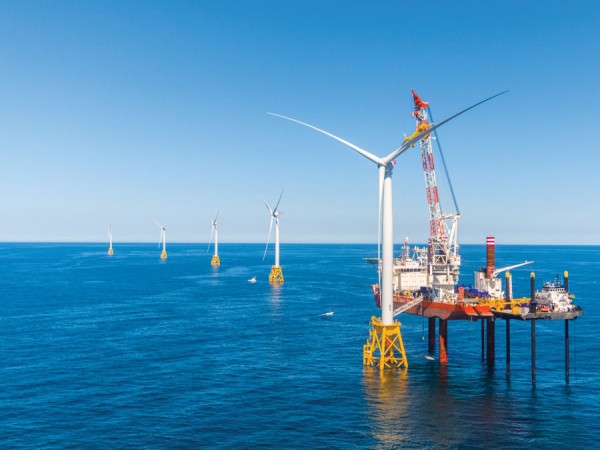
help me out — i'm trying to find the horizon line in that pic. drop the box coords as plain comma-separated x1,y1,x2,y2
0,241,597,247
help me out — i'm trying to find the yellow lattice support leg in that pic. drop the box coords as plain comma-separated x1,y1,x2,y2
269,266,284,284
363,340,374,366
211,255,220,266
363,316,408,371
160,250,167,259
108,248,114,256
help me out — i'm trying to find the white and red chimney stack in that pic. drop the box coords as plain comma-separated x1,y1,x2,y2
486,236,495,278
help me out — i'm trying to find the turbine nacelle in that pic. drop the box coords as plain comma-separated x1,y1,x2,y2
210,210,220,228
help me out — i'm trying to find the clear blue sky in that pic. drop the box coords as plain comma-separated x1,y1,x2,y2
1,1,598,244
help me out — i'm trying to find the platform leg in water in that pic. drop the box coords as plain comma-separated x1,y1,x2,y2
486,318,496,367
363,316,408,371
506,319,511,379
439,318,448,364
428,317,436,356
565,319,570,383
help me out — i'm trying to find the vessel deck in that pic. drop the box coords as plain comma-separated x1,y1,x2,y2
492,307,584,321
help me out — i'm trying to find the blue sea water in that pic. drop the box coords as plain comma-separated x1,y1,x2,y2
1,243,599,449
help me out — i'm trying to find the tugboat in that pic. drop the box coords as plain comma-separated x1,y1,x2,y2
535,274,574,312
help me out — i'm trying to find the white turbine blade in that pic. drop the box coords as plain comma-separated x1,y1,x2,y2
207,227,215,252
158,230,163,249
263,216,274,261
261,197,273,215
153,218,163,229
268,112,382,165
383,90,509,164
273,190,284,213
215,210,220,222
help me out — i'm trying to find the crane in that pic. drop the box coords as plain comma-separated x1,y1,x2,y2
411,90,461,302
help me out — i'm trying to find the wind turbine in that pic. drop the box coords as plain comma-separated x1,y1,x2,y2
207,212,220,266
269,90,507,369
154,219,167,259
263,191,284,284
107,225,114,256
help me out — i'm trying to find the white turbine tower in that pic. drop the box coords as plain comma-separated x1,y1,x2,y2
154,219,167,259
107,225,114,256
263,191,284,284
208,212,220,267
269,90,506,370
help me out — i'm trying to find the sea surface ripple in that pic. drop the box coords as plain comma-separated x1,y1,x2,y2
1,243,599,448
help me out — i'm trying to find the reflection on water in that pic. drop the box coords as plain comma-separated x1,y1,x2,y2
209,265,220,285
269,283,282,300
269,284,283,315
438,361,448,381
363,368,410,448
362,365,471,448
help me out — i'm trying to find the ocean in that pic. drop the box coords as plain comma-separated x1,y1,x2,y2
1,243,599,448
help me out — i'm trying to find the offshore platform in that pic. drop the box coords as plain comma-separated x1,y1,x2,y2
270,89,582,381
363,91,583,382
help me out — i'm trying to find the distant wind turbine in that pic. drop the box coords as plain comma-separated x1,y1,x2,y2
153,219,167,259
263,191,284,284
107,225,114,256
208,212,220,266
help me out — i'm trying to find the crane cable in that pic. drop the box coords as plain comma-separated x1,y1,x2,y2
427,107,461,215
